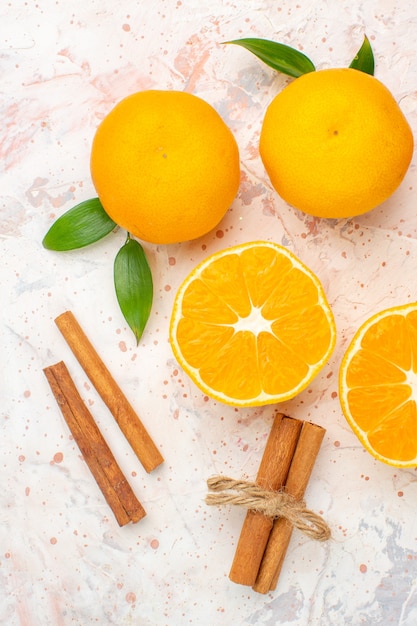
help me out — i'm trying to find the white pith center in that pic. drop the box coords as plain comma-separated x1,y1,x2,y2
404,368,417,397
232,306,273,335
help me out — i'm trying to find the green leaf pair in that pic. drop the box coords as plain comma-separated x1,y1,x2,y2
226,34,375,78
43,198,153,344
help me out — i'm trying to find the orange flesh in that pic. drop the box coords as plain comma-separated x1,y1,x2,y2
340,307,417,464
172,243,335,405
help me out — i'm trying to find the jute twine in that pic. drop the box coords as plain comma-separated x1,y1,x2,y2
206,476,331,542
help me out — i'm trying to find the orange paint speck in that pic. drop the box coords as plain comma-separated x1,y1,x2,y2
359,564,367,573
50,537,57,545
53,452,64,463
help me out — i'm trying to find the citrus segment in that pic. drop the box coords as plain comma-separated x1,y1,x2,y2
259,68,414,219
176,318,235,366
194,253,253,318
90,90,240,244
256,331,309,394
181,280,239,324
271,304,335,365
170,241,336,407
339,303,417,466
199,331,261,401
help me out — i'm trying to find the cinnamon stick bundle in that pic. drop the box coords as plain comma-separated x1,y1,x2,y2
207,414,329,592
44,361,146,526
55,310,163,473
229,414,303,586
253,421,326,593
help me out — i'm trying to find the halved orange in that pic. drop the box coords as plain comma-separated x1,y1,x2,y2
169,241,336,407
339,303,417,467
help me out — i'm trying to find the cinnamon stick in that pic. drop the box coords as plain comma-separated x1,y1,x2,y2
55,310,163,473
44,361,146,526
253,421,326,593
229,414,303,586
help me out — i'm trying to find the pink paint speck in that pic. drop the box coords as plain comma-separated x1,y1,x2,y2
359,564,367,573
125,592,136,604
150,539,159,550
119,341,127,352
50,537,57,545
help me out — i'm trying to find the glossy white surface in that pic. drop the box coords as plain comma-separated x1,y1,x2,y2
2,1,417,624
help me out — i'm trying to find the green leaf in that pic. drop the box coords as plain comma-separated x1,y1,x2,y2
42,197,117,250
114,235,153,344
349,35,375,75
225,37,316,78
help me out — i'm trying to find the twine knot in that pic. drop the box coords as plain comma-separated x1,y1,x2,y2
206,476,330,542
